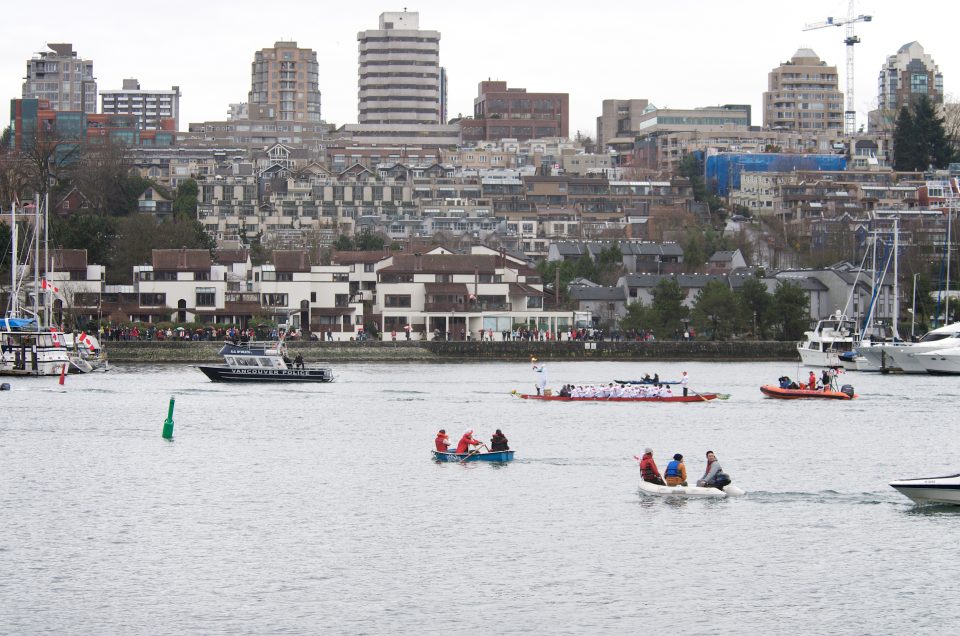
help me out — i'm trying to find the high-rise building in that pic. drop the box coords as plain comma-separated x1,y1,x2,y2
357,11,441,125
596,99,650,150
249,41,321,122
460,81,569,143
22,43,97,114
763,49,843,132
101,79,181,130
873,41,943,125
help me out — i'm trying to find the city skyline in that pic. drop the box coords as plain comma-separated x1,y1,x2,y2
3,0,958,139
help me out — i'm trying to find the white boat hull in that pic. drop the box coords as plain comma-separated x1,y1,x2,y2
798,346,842,368
915,347,960,375
638,481,745,498
890,474,960,505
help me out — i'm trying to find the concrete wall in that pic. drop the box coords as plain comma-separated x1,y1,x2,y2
103,340,797,363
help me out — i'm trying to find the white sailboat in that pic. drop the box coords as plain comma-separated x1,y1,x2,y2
1,196,73,376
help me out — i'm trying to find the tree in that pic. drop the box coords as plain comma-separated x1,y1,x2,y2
50,212,117,266
769,281,810,341
649,277,689,338
620,300,652,334
172,179,199,220
691,280,741,340
355,228,386,251
107,214,214,283
333,234,354,251
893,96,955,171
737,275,773,339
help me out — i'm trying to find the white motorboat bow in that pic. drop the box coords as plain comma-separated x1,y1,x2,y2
638,481,745,498
864,322,960,373
890,474,960,505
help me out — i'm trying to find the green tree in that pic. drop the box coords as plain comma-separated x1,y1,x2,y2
620,300,652,334
172,179,199,220
107,214,214,283
649,277,689,338
333,234,354,251
769,281,810,340
50,212,117,266
355,228,386,251
893,96,956,171
691,279,741,340
737,275,773,339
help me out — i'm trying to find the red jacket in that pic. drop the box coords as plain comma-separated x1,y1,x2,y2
435,433,449,452
639,453,661,480
456,434,481,453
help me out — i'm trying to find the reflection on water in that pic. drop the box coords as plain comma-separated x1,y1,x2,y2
1,360,958,633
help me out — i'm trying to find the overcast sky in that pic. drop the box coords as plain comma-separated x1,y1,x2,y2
2,0,957,138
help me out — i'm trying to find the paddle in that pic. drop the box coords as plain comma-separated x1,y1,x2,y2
459,442,488,464
689,387,710,402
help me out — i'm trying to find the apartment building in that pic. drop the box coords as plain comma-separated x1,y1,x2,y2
100,79,181,130
763,49,844,132
22,43,96,114
596,99,650,150
357,11,440,125
869,41,944,132
461,81,569,143
249,41,322,123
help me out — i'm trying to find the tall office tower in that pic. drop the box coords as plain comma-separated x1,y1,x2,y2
357,11,441,125
101,79,181,130
877,41,943,112
22,43,97,113
763,49,844,132
249,41,321,122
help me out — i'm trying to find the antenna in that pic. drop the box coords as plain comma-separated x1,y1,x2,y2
803,0,873,134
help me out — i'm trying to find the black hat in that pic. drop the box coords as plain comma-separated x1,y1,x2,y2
673,453,683,461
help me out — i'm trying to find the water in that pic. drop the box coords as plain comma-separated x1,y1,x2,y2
1,361,958,634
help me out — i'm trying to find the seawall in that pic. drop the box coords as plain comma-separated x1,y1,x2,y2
103,340,799,363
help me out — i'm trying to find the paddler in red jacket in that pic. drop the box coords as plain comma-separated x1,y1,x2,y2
435,429,450,452
456,428,483,454
635,447,665,485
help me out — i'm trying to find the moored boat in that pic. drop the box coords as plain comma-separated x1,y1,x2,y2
797,312,857,367
514,392,718,403
638,481,745,498
197,341,333,382
890,474,960,505
432,450,515,463
760,384,856,400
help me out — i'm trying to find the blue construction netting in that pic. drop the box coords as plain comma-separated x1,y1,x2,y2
705,153,847,196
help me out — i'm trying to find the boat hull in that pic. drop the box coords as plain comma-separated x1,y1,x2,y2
916,348,960,375
797,346,843,368
890,474,960,505
515,393,717,402
433,450,514,463
197,365,333,382
760,385,855,400
638,481,745,498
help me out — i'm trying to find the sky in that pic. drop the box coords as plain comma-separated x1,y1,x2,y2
2,0,958,138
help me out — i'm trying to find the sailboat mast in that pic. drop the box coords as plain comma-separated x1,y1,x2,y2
947,195,953,323
10,203,17,316
33,194,40,320
892,217,900,340
44,192,50,328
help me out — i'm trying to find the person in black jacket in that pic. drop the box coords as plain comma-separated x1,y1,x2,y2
490,429,510,451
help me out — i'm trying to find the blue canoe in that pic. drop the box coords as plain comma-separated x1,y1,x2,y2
432,450,515,463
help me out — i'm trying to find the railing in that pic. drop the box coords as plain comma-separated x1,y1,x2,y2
423,302,512,312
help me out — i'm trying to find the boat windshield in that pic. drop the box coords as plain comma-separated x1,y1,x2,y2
917,332,960,344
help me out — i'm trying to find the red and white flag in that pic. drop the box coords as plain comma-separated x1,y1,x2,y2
41,278,60,293
78,331,96,352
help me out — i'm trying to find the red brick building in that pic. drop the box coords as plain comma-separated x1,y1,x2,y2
461,81,569,143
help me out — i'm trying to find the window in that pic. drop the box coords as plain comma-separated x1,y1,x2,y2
277,272,294,281
139,293,166,306
385,294,411,308
335,294,349,307
155,271,178,281
364,263,375,272
261,293,288,306
195,272,210,281
310,292,316,303
195,288,216,307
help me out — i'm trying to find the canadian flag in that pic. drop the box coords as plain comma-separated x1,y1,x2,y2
78,331,96,352
41,278,60,294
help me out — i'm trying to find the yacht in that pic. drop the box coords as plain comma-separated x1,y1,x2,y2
0,318,72,377
197,340,333,383
914,346,960,375
890,474,960,505
862,322,960,373
797,312,856,367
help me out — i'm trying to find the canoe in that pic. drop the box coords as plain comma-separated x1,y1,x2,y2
760,385,856,400
638,481,746,498
514,392,717,403
432,450,515,463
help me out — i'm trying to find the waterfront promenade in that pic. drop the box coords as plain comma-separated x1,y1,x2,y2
103,340,798,363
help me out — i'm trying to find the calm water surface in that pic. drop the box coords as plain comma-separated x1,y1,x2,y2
1,360,958,634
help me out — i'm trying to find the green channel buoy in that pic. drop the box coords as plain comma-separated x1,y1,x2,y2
162,396,175,440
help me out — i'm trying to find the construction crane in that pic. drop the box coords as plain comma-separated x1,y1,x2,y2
804,0,873,135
